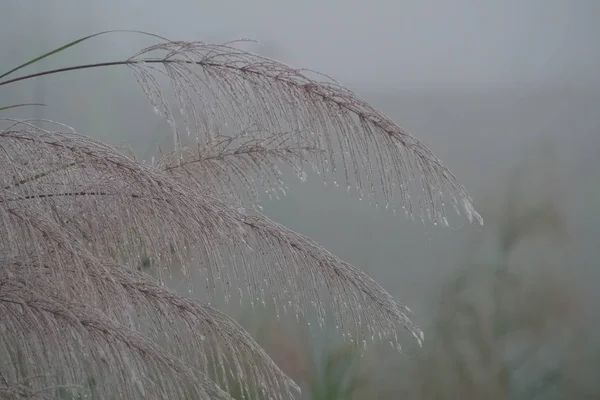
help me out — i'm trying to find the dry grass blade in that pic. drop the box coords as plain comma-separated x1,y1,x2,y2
0,279,232,400
0,382,46,400
1,122,421,349
127,41,482,226
1,34,484,400
0,39,482,225
157,126,323,206
2,246,300,400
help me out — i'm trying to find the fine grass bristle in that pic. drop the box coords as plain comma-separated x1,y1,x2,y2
1,33,482,399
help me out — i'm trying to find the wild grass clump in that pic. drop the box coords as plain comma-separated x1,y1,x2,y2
0,31,481,399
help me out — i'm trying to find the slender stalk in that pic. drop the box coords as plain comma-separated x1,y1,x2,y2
0,103,46,111
0,191,142,202
0,61,135,87
3,162,76,190
0,30,170,80
0,58,236,87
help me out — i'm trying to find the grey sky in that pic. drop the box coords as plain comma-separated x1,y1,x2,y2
5,0,600,88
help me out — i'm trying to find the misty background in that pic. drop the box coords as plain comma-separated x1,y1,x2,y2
2,0,599,397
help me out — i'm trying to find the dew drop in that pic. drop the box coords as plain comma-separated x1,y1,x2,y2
296,170,307,182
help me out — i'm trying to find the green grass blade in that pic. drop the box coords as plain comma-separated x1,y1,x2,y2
0,103,46,111
0,30,170,80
